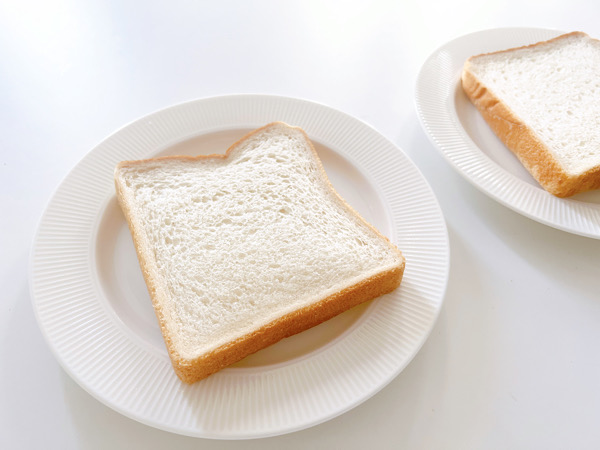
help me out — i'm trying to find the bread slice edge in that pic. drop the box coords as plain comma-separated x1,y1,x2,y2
173,262,404,383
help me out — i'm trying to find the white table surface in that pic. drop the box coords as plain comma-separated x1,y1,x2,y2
2,1,600,448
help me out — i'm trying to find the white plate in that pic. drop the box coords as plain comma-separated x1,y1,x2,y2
416,27,600,239
30,95,448,439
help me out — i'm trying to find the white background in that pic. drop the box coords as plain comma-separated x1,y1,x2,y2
1,0,599,448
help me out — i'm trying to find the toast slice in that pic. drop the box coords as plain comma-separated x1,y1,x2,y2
114,122,405,383
462,31,600,197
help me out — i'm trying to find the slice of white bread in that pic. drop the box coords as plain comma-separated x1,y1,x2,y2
461,31,600,197
114,122,405,383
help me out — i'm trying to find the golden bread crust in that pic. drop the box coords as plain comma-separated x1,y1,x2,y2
174,264,404,383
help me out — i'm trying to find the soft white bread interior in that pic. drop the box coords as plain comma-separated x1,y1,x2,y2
462,31,600,197
114,122,405,383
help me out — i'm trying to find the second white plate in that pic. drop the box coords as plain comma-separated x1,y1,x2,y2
416,27,600,239
30,95,449,439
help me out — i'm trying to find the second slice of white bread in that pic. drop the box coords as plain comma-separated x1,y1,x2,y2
462,31,600,197
114,122,405,383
